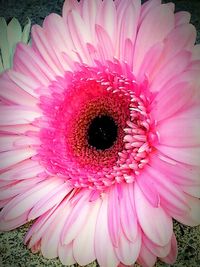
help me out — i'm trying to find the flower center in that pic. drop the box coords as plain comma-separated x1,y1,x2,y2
87,115,118,150
37,63,157,191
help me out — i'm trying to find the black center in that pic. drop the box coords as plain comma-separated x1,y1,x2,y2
87,115,118,150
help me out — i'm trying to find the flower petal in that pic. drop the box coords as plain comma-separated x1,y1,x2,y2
28,183,72,220
25,205,60,248
67,9,92,63
0,105,41,125
0,177,63,221
0,177,44,201
0,75,37,106
42,13,75,71
58,242,76,266
137,241,157,267
173,195,200,226
157,145,200,166
40,200,70,259
108,185,121,247
175,11,191,26
133,4,174,75
143,235,171,258
160,233,178,264
0,148,36,170
0,210,29,231
95,195,119,267
146,166,190,215
61,190,91,245
158,117,200,147
7,70,39,98
73,198,101,265
120,184,138,242
134,182,173,246
96,0,116,44
152,82,193,122
0,159,43,181
115,229,141,265
95,24,114,62
136,172,160,207
14,42,54,85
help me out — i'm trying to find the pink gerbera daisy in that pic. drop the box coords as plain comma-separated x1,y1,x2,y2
0,0,200,266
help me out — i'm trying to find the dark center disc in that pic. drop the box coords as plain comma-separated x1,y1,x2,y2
87,115,118,150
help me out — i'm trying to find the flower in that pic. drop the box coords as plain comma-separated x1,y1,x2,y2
0,0,200,266
0,17,31,73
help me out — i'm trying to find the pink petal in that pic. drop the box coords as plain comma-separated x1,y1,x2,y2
0,177,44,201
14,43,54,86
116,0,140,63
158,117,200,147
0,135,39,152
0,78,37,106
146,166,190,215
7,70,39,98
137,241,157,267
28,183,72,220
180,184,200,198
62,0,82,23
40,200,70,259
143,235,171,258
136,172,160,207
0,198,13,209
137,42,164,82
139,0,161,26
0,105,41,125
157,145,200,166
67,9,92,63
0,148,36,170
134,183,173,246
133,4,174,75
152,82,193,122
61,190,91,245
58,242,76,266
115,229,141,265
175,11,191,26
43,13,76,71
1,177,63,221
95,24,114,62
151,155,200,189
82,0,100,41
120,184,138,242
32,24,66,75
0,159,44,181
0,210,29,231
0,135,24,152
150,50,191,93
160,233,178,264
122,38,134,70
165,2,175,12
95,196,119,267
25,205,62,248
108,185,121,247
0,124,38,135
73,199,101,265
173,195,200,226
163,24,196,58
96,0,116,44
